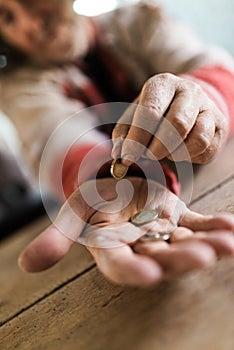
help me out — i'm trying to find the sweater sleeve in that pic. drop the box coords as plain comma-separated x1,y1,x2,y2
184,65,234,136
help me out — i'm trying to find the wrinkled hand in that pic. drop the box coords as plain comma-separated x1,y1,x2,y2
19,178,234,287
112,73,228,165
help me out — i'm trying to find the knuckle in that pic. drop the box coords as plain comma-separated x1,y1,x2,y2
144,73,176,91
147,72,174,84
157,72,175,81
196,133,211,151
181,79,203,94
195,145,217,164
172,114,189,135
145,104,165,120
215,116,228,134
201,152,215,163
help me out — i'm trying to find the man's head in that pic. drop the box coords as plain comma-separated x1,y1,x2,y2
0,0,92,65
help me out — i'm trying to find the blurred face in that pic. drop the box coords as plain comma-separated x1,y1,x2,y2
0,0,92,64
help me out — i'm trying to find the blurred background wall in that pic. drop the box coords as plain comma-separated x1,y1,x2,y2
74,0,234,54
160,0,234,55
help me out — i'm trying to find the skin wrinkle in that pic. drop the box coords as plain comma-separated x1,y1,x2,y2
142,74,226,162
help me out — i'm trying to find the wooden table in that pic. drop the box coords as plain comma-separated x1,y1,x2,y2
1,137,234,350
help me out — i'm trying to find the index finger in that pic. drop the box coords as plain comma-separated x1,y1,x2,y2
111,102,137,159
147,87,200,160
121,75,176,166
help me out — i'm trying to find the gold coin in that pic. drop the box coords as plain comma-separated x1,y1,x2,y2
110,159,129,180
139,232,171,242
131,210,159,226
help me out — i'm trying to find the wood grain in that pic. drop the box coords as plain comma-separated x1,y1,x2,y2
191,176,234,215
1,177,234,350
1,137,234,349
181,136,234,203
1,261,234,350
0,216,94,325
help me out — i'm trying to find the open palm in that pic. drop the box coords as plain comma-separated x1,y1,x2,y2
19,177,234,287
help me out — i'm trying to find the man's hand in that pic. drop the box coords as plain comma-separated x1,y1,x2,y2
18,178,234,287
112,73,228,165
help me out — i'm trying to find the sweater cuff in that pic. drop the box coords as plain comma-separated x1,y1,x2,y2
184,65,234,136
62,144,180,199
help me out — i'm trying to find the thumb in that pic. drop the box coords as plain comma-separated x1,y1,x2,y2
18,185,91,273
18,225,74,272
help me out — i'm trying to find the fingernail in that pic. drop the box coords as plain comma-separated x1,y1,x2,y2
121,154,136,166
112,138,123,159
111,144,121,159
18,252,34,273
18,254,27,272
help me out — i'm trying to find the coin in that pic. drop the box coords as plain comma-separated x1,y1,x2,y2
139,232,171,242
131,210,159,226
110,158,129,180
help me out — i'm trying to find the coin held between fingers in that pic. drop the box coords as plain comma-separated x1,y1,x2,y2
110,158,129,180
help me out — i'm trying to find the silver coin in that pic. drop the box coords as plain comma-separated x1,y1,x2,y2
131,210,159,226
110,158,129,180
139,232,171,242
